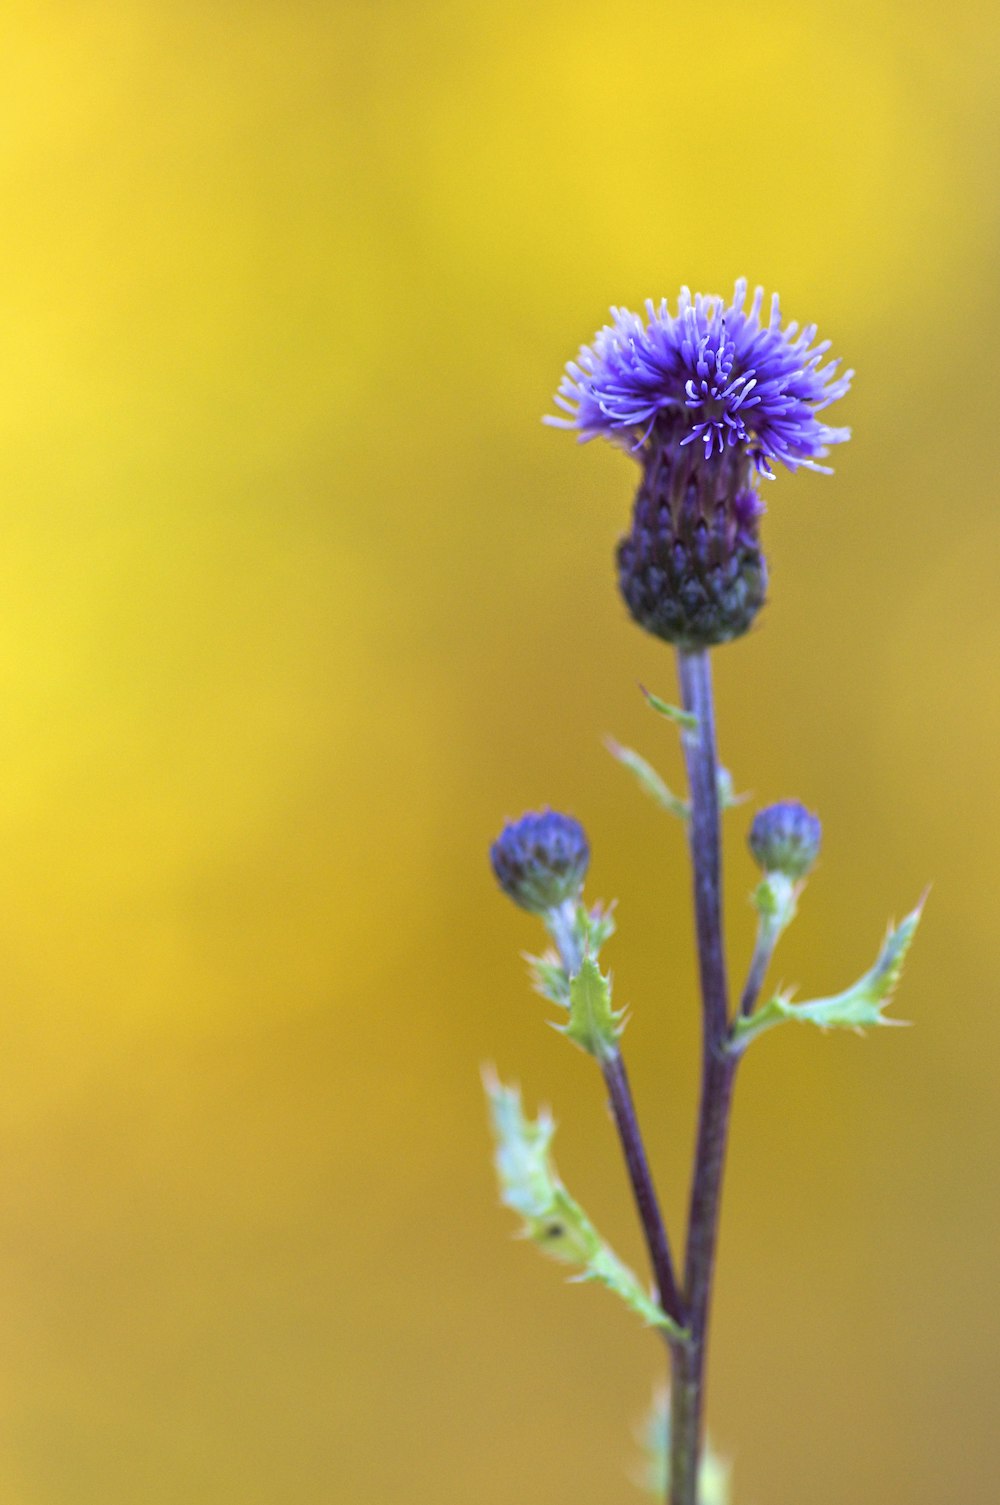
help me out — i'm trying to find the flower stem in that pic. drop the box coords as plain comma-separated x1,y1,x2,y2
677,650,729,1044
545,903,686,1332
602,1052,686,1332
739,923,777,1019
670,648,737,1505
545,899,583,975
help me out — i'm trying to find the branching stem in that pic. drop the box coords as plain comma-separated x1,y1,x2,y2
546,905,686,1333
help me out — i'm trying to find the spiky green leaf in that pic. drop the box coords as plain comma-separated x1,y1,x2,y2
525,901,617,1010
525,949,571,1008
581,900,617,953
606,738,689,820
731,898,925,1052
561,954,626,1062
640,685,699,732
483,1073,681,1336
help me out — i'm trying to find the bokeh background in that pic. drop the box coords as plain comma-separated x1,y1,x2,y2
0,2,996,1501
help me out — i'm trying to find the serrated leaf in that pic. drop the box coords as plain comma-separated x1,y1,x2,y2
524,904,617,1013
606,738,689,820
634,1388,731,1502
561,954,626,1062
483,1073,681,1335
581,900,617,952
731,898,925,1052
640,685,699,732
525,950,570,1008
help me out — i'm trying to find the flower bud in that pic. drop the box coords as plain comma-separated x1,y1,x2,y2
617,448,767,649
748,801,821,879
490,810,590,914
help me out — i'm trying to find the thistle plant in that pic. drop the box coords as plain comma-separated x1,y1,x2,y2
485,282,924,1505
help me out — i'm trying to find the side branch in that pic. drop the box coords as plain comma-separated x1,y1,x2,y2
739,929,776,1019
549,920,686,1334
602,1052,687,1333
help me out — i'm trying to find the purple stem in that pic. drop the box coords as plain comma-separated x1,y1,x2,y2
546,907,686,1333
669,648,738,1505
602,1053,686,1333
739,925,776,1018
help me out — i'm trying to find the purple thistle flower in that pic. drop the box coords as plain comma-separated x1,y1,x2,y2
547,279,852,479
547,281,852,649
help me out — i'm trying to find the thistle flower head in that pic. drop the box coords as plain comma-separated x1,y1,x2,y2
548,279,852,479
490,809,590,915
547,281,852,649
749,801,822,879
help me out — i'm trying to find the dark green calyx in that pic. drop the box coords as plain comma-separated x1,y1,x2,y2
616,436,767,650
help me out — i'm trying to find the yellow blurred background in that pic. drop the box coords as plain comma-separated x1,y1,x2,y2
0,1,995,1500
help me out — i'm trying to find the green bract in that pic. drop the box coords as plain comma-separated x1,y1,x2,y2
640,686,699,731
752,871,799,943
561,955,626,1063
483,1073,681,1336
731,900,924,1053
608,741,743,822
525,901,617,1008
607,738,689,820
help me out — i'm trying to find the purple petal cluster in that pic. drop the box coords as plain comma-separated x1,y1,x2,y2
491,809,589,915
547,280,852,478
749,800,822,878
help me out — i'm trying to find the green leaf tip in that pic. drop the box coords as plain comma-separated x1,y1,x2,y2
525,901,617,1010
639,685,699,732
525,950,571,1009
752,870,800,936
634,1388,731,1502
579,898,617,954
607,735,741,821
716,765,747,811
732,895,926,1051
606,737,689,820
561,954,626,1062
482,1071,680,1335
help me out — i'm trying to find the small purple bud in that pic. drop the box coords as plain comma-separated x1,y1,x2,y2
748,801,822,879
490,810,590,914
